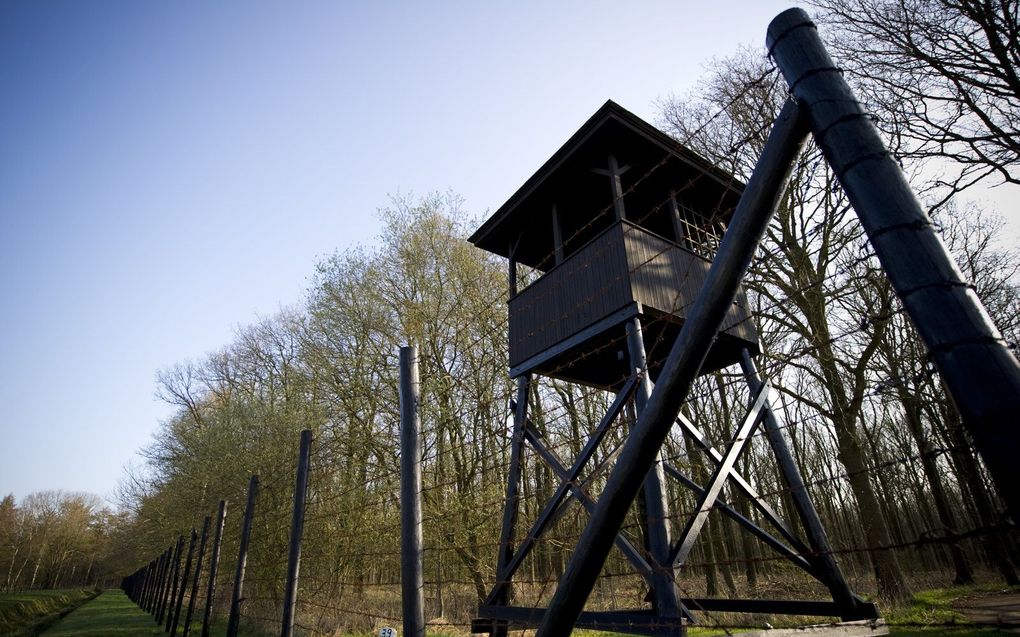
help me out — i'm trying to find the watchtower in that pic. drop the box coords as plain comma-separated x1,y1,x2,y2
470,100,758,390
470,101,875,636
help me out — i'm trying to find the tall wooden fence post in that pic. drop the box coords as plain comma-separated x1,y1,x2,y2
183,516,211,637
281,430,313,637
766,7,1020,520
227,476,259,637
202,500,227,637
400,346,426,637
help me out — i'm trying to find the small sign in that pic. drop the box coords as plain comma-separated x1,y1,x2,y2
379,628,397,637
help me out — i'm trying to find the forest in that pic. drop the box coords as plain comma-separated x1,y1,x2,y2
4,1,1019,635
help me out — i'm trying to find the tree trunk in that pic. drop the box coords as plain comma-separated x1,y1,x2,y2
936,402,1019,585
896,385,974,584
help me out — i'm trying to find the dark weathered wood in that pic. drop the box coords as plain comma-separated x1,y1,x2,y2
154,548,171,620
622,223,756,345
675,412,807,554
201,500,227,637
400,346,425,637
509,303,640,379
740,350,870,619
146,558,159,611
509,224,631,367
477,605,682,637
139,561,152,611
661,462,815,574
182,516,210,637
521,426,661,588
626,316,681,620
768,7,1020,520
669,195,685,246
508,221,757,385
484,378,639,605
281,430,312,637
669,384,770,567
508,254,518,297
171,528,198,636
535,99,811,637
161,538,184,626
679,597,876,617
551,204,564,265
491,375,531,637
226,476,259,637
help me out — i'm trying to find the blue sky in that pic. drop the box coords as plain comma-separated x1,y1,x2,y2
1,1,1015,505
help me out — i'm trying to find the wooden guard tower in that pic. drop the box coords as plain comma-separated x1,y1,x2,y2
470,100,757,390
470,101,876,636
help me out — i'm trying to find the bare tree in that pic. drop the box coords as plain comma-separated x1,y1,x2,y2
811,0,1020,190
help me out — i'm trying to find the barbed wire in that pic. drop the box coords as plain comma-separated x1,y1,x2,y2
120,59,1017,636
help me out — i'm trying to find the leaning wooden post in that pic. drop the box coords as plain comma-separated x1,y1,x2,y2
171,528,198,635
226,476,259,637
767,7,1020,520
536,99,811,637
182,516,211,637
400,346,426,637
201,500,227,637
281,430,313,637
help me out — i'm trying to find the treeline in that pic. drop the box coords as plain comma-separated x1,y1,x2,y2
110,1,1020,632
0,491,120,590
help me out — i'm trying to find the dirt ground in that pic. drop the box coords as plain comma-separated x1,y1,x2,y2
954,589,1020,630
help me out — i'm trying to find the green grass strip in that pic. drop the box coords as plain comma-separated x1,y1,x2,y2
0,588,98,636
40,589,166,637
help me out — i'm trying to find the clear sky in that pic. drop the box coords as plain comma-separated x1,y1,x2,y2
0,1,1015,505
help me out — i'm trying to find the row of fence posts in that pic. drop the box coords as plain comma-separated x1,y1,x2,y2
120,497,229,637
120,345,426,637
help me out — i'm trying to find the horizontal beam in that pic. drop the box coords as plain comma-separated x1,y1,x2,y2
679,597,876,618
474,605,682,637
510,303,640,378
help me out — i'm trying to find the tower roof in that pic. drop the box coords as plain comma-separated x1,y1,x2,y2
469,100,745,269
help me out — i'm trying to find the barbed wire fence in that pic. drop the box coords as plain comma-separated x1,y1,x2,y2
120,23,1020,637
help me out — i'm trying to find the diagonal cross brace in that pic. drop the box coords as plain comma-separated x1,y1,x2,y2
484,378,637,605
522,428,656,581
675,412,809,555
523,427,697,624
661,462,816,576
670,382,771,568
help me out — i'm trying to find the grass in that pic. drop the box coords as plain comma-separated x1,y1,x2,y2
887,628,1009,636
39,588,273,637
41,589,167,636
0,588,98,636
45,584,1011,637
579,583,1020,636
885,583,1020,626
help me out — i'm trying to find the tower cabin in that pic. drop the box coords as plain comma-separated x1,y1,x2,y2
470,100,759,390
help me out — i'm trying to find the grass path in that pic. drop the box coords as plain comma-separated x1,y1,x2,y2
40,589,165,637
